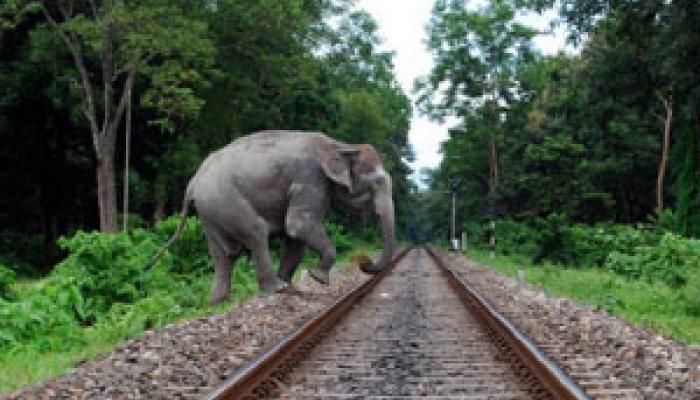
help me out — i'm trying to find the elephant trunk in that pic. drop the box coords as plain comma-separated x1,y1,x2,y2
361,182,395,274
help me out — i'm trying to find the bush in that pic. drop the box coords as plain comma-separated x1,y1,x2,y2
0,263,15,300
605,233,700,287
532,213,573,264
0,282,85,352
566,223,658,267
324,221,352,254
527,214,659,268
684,272,700,316
494,218,538,256
51,230,184,324
96,292,185,341
153,216,211,276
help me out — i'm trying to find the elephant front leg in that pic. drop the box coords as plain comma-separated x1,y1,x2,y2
286,213,336,285
286,183,336,285
306,230,336,285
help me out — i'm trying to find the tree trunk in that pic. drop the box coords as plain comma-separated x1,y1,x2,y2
97,152,118,233
123,84,132,231
489,135,498,193
655,93,673,212
153,176,166,222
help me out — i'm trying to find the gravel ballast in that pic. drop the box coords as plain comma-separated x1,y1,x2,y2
3,265,366,400
439,249,700,399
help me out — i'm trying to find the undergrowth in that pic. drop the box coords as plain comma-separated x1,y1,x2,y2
0,216,375,394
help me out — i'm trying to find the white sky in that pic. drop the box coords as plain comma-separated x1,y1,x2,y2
356,0,571,188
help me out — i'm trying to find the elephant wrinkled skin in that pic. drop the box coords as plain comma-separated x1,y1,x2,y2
151,131,395,304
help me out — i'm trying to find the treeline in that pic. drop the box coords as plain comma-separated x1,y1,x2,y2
416,0,700,239
0,0,413,275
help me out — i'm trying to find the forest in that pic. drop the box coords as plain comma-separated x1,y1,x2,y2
1,0,699,392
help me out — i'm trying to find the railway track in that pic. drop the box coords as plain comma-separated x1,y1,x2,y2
205,247,590,399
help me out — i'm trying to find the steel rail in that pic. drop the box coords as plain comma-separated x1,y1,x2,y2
425,246,591,400
203,247,412,400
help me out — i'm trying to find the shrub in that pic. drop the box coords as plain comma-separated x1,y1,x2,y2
324,221,352,254
152,216,211,276
51,230,183,324
528,215,660,268
0,263,15,300
566,223,658,267
96,292,185,341
494,218,538,256
0,284,85,352
605,233,700,287
532,213,573,264
683,272,700,316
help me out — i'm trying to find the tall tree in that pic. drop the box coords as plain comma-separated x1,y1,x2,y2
23,0,216,232
417,0,535,211
522,0,700,225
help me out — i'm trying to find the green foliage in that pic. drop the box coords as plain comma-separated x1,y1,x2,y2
96,292,185,341
470,215,700,291
52,230,177,323
566,223,657,268
531,213,572,264
0,219,215,355
153,216,211,276
0,263,16,300
324,221,352,255
605,233,700,288
683,272,700,317
493,219,538,256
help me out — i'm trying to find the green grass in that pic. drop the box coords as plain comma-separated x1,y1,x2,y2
467,249,700,344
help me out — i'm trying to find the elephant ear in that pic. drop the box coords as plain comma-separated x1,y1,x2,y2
319,145,360,193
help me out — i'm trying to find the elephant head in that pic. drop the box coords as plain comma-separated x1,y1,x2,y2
319,142,395,273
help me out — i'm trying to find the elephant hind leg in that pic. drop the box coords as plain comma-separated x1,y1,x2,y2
204,225,242,305
279,237,306,283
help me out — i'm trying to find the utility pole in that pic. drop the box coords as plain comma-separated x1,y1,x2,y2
448,176,462,251
451,189,456,245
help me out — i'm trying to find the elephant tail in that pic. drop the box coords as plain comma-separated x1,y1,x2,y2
146,178,196,269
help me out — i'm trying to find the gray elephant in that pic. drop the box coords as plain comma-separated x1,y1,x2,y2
151,130,395,304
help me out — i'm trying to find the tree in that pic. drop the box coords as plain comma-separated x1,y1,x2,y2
417,0,535,216
521,0,700,228
29,0,215,232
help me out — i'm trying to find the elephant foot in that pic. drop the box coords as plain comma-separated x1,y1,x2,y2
309,267,330,284
360,263,384,275
260,277,289,293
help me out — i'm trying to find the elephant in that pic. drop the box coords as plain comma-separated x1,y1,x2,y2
150,130,395,304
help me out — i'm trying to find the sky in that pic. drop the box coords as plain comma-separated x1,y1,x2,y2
355,0,571,188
